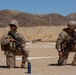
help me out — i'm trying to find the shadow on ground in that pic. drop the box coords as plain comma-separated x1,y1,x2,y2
48,63,72,66
0,65,20,68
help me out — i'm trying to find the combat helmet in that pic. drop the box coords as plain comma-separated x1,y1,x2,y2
9,20,19,28
68,20,76,29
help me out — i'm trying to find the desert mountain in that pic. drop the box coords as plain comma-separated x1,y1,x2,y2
66,12,76,20
0,9,76,27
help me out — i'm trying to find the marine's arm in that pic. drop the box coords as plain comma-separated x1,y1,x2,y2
0,34,10,45
56,31,67,57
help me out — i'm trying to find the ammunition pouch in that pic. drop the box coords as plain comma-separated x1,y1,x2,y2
15,47,23,56
1,43,10,51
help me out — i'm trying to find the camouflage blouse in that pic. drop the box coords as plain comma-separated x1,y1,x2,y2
0,31,26,51
56,28,76,52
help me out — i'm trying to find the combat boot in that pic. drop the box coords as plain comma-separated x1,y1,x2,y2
72,54,76,66
21,60,27,68
21,64,26,68
72,61,76,66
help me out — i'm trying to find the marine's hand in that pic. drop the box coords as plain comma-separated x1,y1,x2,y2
58,51,63,57
10,38,15,42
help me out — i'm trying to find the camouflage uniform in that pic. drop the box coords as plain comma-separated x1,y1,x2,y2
0,20,28,68
56,21,76,66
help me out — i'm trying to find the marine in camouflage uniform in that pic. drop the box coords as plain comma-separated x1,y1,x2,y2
56,20,76,66
0,20,28,68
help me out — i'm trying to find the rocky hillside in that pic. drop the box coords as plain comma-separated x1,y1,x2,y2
66,12,76,20
0,9,76,27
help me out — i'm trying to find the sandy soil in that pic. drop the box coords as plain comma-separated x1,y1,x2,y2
0,42,76,75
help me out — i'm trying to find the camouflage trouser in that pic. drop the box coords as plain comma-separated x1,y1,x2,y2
6,55,15,68
5,50,16,68
5,49,28,68
20,50,28,68
58,51,76,66
58,51,69,65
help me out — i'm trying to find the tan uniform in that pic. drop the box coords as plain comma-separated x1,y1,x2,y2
56,28,76,65
0,31,28,68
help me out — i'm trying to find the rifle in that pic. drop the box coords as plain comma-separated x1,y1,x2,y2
8,30,28,60
63,35,76,53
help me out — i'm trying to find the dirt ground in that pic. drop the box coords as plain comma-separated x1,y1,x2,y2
0,42,76,75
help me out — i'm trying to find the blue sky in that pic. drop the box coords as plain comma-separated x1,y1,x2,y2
0,0,76,16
